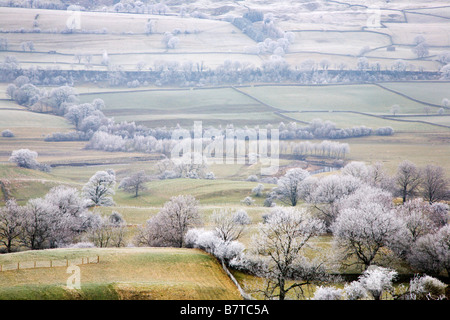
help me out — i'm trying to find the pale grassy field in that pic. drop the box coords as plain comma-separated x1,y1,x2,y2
78,87,285,127
0,7,261,71
239,84,432,114
0,247,242,300
287,111,449,132
380,82,450,106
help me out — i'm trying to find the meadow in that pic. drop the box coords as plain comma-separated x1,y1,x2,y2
0,247,241,300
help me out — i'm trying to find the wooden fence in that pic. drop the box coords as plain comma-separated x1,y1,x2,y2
0,256,99,272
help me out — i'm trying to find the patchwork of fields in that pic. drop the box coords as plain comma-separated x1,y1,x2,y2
0,0,449,301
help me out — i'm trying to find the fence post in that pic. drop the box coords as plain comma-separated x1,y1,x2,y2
17,262,19,270
50,260,52,268
97,256,99,263
87,257,89,264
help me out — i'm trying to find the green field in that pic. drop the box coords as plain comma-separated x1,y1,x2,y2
78,87,286,127
380,82,450,106
239,84,440,114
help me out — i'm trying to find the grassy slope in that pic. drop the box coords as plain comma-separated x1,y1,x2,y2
0,247,242,300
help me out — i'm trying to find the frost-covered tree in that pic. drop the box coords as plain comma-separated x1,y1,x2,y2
275,168,310,206
252,183,265,197
312,286,343,300
412,36,429,59
138,195,201,248
420,164,449,204
306,174,362,228
0,199,24,252
396,160,422,203
20,198,59,250
343,280,368,300
408,225,450,277
44,185,88,218
211,208,250,242
118,170,151,197
185,228,245,264
1,129,14,137
332,202,402,270
241,196,255,206
357,266,398,300
65,102,103,130
236,207,327,300
9,149,39,169
48,86,77,115
408,274,447,300
87,212,127,248
82,170,116,207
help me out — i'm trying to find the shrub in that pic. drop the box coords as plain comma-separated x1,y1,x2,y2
1,129,14,137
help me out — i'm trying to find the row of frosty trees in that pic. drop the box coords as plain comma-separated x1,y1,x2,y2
0,158,449,300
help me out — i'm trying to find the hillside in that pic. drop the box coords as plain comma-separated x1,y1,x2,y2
0,247,242,300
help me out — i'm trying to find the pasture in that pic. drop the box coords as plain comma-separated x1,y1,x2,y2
0,247,242,300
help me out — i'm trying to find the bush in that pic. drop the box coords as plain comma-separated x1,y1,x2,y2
312,286,344,300
1,129,14,137
9,149,39,169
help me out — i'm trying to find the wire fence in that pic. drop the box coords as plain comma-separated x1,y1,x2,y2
0,256,99,272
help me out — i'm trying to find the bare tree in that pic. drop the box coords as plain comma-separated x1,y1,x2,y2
87,212,127,248
0,199,24,252
412,36,429,59
240,207,327,300
395,160,422,203
141,195,201,247
408,225,450,277
20,198,58,250
420,164,449,204
118,171,151,197
390,104,400,116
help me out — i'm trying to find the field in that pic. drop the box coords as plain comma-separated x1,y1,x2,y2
0,0,449,302
0,247,242,300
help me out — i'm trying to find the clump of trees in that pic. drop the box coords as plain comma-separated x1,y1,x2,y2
0,169,134,253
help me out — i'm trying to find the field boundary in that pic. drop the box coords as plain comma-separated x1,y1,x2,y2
373,83,449,109
0,255,100,272
285,110,450,130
